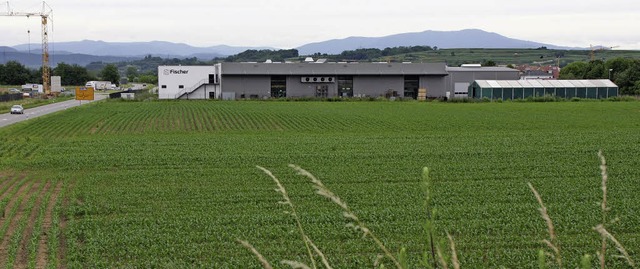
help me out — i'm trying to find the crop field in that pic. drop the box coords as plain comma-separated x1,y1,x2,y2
0,100,639,268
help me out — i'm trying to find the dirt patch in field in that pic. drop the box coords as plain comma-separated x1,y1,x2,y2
0,173,26,201
36,181,63,269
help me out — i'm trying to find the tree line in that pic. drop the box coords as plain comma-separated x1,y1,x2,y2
337,46,435,61
223,49,299,62
560,58,640,95
0,61,122,86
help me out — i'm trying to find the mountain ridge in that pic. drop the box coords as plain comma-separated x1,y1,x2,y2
1,29,587,67
10,40,275,58
296,29,578,55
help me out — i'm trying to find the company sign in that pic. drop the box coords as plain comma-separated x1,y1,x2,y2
163,69,189,75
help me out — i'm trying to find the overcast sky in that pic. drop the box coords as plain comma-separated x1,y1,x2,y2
1,0,639,49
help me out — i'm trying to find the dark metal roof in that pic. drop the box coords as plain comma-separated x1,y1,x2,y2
446,66,519,72
221,62,449,76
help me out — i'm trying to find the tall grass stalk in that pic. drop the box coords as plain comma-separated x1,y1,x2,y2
595,151,636,269
256,166,322,269
422,167,437,269
281,260,313,269
237,240,273,269
447,233,460,269
289,164,403,269
593,225,636,268
435,244,449,269
597,150,608,269
528,182,562,268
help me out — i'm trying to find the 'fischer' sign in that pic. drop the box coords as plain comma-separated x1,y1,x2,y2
163,69,189,75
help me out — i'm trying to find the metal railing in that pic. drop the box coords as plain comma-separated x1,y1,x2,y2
174,79,208,99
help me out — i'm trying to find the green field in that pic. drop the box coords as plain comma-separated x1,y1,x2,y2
0,100,639,268
379,48,640,67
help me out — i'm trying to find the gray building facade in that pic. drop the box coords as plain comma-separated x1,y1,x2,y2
219,62,448,99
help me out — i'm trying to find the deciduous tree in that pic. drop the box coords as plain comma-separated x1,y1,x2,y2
100,64,120,85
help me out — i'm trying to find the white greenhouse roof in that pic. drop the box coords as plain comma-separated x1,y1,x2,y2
474,79,617,88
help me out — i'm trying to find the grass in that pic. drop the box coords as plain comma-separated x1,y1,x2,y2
0,101,639,268
0,95,75,114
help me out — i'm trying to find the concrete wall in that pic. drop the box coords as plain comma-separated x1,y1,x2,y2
287,76,338,97
51,76,63,93
353,76,404,97
420,76,447,98
221,76,271,98
220,75,446,98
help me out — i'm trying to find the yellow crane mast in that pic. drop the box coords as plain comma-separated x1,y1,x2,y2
1,1,53,95
590,44,620,61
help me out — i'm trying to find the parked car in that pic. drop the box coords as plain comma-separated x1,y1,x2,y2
10,105,24,114
9,88,20,93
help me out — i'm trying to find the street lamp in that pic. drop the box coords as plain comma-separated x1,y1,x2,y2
608,69,613,80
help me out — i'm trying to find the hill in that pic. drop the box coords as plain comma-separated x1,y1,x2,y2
296,29,576,55
10,40,274,58
0,50,138,69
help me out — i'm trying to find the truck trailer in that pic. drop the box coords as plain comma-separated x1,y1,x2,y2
85,81,114,90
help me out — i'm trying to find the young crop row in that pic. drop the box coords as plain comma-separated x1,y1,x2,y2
0,101,638,267
0,173,64,269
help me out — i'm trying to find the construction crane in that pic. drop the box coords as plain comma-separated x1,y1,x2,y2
1,1,53,95
590,44,620,61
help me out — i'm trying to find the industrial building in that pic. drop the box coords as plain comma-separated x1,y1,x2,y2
468,79,619,100
158,62,520,100
445,65,521,98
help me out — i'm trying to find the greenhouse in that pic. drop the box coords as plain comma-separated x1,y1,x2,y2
468,79,618,100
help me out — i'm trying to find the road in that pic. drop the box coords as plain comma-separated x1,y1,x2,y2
0,94,107,128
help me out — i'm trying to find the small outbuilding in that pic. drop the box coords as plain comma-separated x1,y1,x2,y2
468,79,619,100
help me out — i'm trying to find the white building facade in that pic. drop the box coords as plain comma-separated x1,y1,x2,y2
158,65,221,99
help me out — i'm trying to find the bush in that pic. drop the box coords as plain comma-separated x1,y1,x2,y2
606,95,638,102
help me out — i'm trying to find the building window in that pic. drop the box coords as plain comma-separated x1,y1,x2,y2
404,75,419,99
161,85,167,89
271,76,286,98
337,76,353,97
179,85,184,89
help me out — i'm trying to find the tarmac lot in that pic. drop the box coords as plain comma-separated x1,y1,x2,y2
0,94,107,128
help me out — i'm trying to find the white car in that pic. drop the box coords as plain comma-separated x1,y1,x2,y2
10,105,24,114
